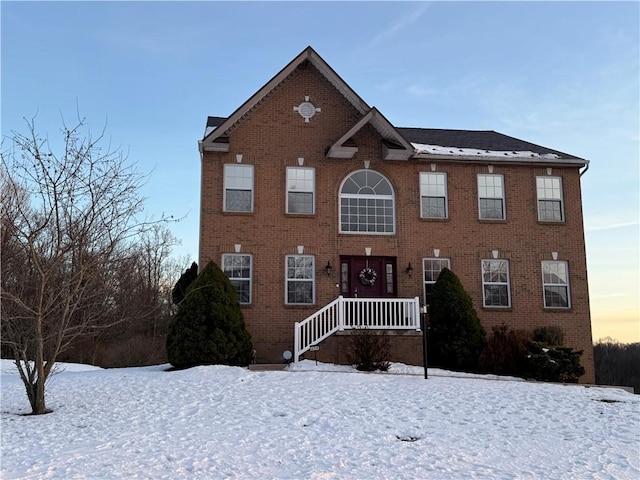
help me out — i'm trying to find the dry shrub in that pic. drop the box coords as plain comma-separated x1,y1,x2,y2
347,328,391,372
479,324,530,376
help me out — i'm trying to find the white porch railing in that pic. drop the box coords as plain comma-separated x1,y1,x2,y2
294,296,421,363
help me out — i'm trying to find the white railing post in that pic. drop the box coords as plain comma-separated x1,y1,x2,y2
414,297,421,330
294,321,300,363
338,295,344,331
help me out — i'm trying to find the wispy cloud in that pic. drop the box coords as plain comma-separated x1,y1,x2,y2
405,75,488,102
406,84,440,98
592,293,630,299
585,221,639,232
95,22,206,59
367,3,433,48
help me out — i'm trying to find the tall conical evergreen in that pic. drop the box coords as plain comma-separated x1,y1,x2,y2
166,261,253,368
172,261,198,305
427,268,486,371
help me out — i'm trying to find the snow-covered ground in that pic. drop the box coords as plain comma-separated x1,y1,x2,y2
1,360,638,479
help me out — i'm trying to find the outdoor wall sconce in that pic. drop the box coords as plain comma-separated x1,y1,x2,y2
406,262,413,277
325,261,333,276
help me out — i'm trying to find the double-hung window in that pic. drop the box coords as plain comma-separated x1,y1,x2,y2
222,254,252,304
482,259,511,307
537,177,564,222
224,164,254,212
286,167,315,214
542,260,570,308
420,172,448,218
478,174,505,220
423,258,450,306
286,255,315,304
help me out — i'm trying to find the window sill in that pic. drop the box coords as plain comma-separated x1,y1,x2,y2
338,232,397,236
537,220,566,226
543,307,572,312
285,213,316,219
419,217,449,223
222,211,254,216
478,219,507,224
284,304,316,308
481,306,512,311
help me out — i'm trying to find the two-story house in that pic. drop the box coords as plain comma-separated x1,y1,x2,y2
198,47,594,382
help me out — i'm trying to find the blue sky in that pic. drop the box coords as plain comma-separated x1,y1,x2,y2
2,1,638,343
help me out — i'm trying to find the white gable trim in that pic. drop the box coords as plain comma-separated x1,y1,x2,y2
201,46,371,151
327,108,413,161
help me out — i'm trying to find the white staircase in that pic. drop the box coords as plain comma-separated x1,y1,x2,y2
294,296,421,362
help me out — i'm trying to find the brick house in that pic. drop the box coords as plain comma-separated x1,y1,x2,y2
198,46,594,382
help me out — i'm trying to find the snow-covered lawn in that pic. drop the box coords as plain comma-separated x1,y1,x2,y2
1,360,638,479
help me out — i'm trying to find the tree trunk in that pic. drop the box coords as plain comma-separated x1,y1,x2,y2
31,316,49,415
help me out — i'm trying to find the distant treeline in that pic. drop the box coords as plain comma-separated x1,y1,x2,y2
593,340,640,394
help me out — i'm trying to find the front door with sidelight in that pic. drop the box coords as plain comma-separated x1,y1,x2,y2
339,256,396,298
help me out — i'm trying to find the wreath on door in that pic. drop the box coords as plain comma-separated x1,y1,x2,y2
359,267,377,286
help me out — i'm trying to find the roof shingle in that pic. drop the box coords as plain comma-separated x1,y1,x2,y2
205,116,584,161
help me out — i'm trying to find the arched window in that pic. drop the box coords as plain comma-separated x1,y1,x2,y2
339,170,395,234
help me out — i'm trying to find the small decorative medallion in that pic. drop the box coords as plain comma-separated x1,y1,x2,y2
293,95,321,123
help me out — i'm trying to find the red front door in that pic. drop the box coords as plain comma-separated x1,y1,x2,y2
340,256,396,298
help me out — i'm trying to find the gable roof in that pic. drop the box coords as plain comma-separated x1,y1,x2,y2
201,46,371,147
201,47,587,167
327,108,414,160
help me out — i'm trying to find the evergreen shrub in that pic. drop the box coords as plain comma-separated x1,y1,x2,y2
524,342,585,383
427,268,486,371
172,261,198,305
532,326,564,346
166,261,253,368
479,324,585,383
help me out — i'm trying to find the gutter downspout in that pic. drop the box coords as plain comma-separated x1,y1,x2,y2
197,140,204,269
580,160,590,177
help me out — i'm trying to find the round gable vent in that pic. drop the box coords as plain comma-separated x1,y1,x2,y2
297,101,316,120
293,96,321,123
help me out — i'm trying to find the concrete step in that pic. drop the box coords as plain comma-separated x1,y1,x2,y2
248,364,288,372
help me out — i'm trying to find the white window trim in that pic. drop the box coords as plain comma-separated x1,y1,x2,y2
477,174,506,220
338,169,396,235
422,257,451,305
541,260,571,309
286,166,315,214
285,255,315,305
481,259,511,308
536,176,565,222
221,253,252,305
223,164,254,213
420,172,448,219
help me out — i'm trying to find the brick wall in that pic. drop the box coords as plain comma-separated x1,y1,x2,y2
199,61,594,382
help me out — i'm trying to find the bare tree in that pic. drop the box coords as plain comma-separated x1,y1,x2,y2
71,224,184,367
1,114,167,414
